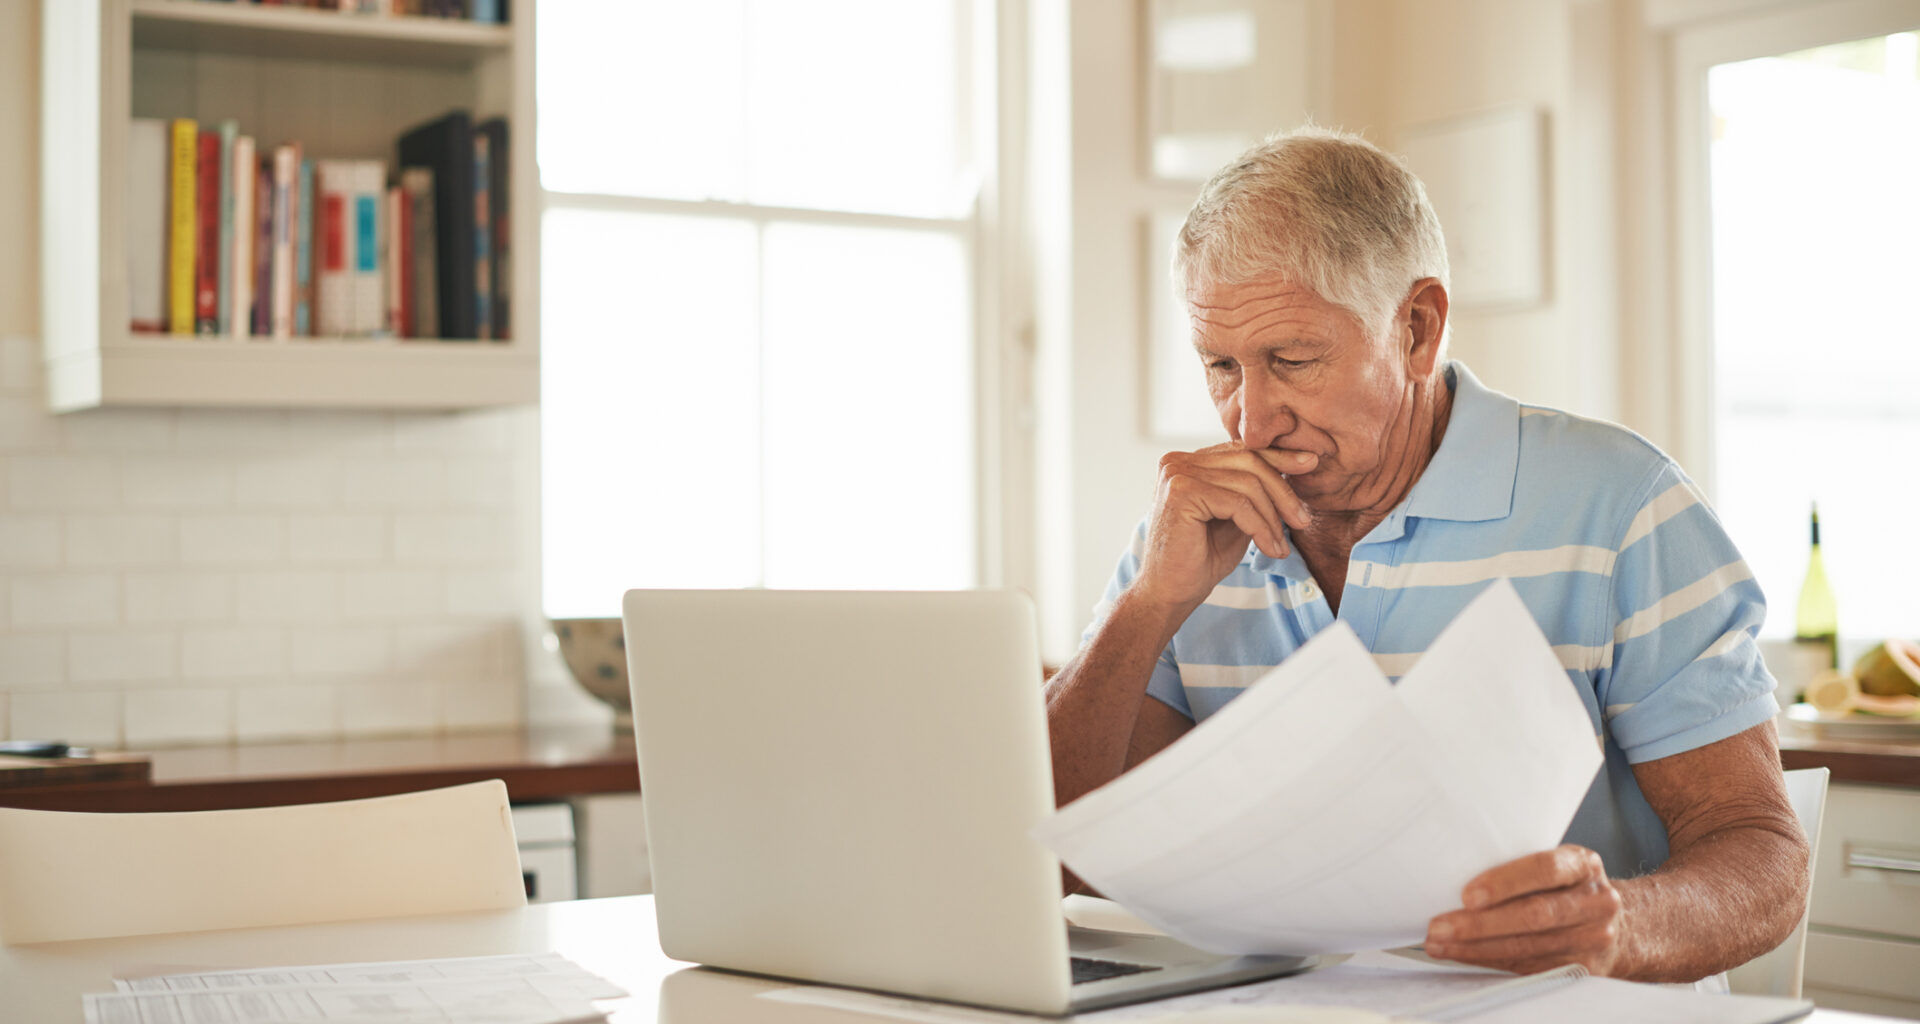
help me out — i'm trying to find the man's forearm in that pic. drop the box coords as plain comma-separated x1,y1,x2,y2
1043,588,1194,810
1614,819,1810,982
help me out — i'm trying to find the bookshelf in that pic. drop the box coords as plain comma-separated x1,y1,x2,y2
39,0,539,412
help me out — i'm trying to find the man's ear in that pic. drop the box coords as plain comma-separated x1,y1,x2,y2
1403,278,1449,375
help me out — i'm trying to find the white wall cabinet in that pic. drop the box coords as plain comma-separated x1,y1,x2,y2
39,0,539,412
1804,783,1920,1019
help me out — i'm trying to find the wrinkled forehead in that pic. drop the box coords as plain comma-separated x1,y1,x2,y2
1185,276,1377,345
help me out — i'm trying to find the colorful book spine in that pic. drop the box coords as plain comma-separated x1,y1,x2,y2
386,184,409,338
472,131,491,341
477,117,509,340
271,145,298,339
229,136,255,340
194,130,220,334
127,119,168,334
254,162,272,338
167,118,198,336
215,121,237,336
315,160,353,337
401,167,439,339
352,160,387,336
295,157,315,336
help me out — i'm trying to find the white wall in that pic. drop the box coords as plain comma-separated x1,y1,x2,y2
0,1,596,746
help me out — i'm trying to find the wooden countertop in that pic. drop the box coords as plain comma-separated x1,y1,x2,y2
1779,725,1920,789
0,726,638,812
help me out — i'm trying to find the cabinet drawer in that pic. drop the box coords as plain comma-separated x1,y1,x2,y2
1810,784,1920,941
1805,928,1920,1004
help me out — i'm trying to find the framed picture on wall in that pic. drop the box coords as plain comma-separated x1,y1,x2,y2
1397,107,1550,309
1144,0,1317,182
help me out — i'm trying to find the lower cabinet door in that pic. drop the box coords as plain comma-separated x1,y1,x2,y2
1804,928,1920,1020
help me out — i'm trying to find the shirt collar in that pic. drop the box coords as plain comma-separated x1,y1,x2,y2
1244,360,1518,576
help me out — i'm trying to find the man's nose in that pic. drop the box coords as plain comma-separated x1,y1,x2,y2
1237,377,1295,450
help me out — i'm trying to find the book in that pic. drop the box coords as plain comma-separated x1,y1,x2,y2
215,121,237,335
477,116,509,340
271,145,298,339
472,129,491,341
253,161,272,337
314,159,354,337
228,136,255,341
127,118,168,334
397,111,476,339
385,184,408,337
401,167,439,339
194,130,220,334
352,160,387,336
295,157,315,336
167,118,197,336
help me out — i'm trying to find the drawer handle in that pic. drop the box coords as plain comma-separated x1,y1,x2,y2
1847,849,1920,874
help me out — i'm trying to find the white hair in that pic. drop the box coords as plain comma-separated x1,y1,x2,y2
1172,125,1450,342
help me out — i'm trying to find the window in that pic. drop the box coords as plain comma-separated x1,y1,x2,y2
537,1,983,617
1706,31,1920,649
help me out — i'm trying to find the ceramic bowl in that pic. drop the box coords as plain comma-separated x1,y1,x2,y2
549,617,632,733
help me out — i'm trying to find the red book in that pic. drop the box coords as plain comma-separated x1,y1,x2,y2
396,185,413,337
194,130,220,334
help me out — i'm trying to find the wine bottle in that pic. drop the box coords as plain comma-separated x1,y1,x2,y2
1794,503,1838,669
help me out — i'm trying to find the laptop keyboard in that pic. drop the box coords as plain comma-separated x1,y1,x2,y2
1070,956,1162,985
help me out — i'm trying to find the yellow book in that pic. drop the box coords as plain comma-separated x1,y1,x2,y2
168,118,197,336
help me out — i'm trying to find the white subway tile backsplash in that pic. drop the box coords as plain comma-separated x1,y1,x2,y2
444,457,513,508
11,690,121,748
284,410,394,455
339,569,442,620
440,675,523,732
180,515,286,564
288,514,387,563
69,629,177,685
0,394,63,452
122,457,234,509
393,513,509,565
62,409,176,450
181,626,285,678
339,678,438,735
11,573,118,628
446,570,524,617
0,337,37,393
288,625,390,676
341,458,446,508
392,410,510,453
0,634,64,687
234,571,340,622
0,514,60,567
9,456,115,509
392,621,506,680
125,687,232,746
175,410,291,451
235,457,342,508
66,514,177,566
235,682,339,742
125,572,233,623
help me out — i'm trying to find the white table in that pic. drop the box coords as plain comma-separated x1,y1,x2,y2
0,895,1904,1023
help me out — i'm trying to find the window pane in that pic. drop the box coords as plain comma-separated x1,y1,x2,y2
541,210,760,616
1708,34,1920,647
746,0,968,216
537,1,748,201
760,223,974,589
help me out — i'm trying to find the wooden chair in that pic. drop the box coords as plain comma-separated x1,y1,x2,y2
1728,766,1830,999
0,780,527,944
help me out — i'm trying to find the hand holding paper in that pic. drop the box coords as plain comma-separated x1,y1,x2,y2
1032,578,1603,956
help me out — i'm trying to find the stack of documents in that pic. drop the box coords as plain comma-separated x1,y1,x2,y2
1035,579,1605,955
86,953,625,1024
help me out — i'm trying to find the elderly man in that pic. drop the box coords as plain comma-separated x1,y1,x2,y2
1044,126,1808,983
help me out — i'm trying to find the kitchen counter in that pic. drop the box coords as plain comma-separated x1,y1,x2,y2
0,726,638,812
1778,726,1920,789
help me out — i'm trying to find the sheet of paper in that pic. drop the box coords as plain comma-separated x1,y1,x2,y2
113,952,624,999
84,980,607,1024
1033,579,1603,955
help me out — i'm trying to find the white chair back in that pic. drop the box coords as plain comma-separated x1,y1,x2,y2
0,780,526,944
1726,766,1830,999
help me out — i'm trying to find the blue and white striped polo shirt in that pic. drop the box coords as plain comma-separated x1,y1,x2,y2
1085,361,1779,880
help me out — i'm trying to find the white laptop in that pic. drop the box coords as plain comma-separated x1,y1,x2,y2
622,588,1314,1016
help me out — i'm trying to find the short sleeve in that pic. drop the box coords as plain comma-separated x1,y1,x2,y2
1081,520,1194,721
1599,462,1779,763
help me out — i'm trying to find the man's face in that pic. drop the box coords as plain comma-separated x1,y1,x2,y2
1189,275,1425,513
